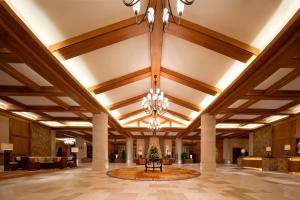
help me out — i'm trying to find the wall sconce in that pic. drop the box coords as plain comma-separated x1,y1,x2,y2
266,146,272,158
284,144,291,157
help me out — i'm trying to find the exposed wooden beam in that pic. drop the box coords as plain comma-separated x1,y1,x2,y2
0,52,22,62
277,99,300,113
0,96,26,109
265,68,300,95
223,108,277,115
0,86,64,96
161,67,220,96
0,2,125,135
168,17,259,63
117,109,144,120
49,17,148,60
245,90,300,100
73,112,90,121
107,93,147,110
150,0,164,87
8,106,86,112
166,109,191,121
123,115,149,126
89,67,151,94
47,96,70,110
165,94,201,112
0,62,40,91
183,11,300,134
159,115,186,126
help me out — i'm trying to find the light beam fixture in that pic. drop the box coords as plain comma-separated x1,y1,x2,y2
123,0,195,32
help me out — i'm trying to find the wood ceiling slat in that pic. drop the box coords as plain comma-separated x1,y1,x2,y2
49,17,148,60
0,86,64,96
107,93,147,110
89,67,151,94
161,67,221,96
165,94,202,112
168,18,259,63
150,0,164,87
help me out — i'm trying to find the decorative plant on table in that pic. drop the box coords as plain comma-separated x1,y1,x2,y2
147,144,162,160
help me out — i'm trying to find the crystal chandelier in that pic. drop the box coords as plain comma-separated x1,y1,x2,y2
148,117,161,130
142,75,169,115
63,138,76,145
123,0,195,32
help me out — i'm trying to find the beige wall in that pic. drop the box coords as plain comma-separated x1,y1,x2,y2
0,115,9,146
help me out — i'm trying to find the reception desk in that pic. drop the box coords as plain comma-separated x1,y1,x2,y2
238,157,300,174
238,157,262,170
288,157,300,173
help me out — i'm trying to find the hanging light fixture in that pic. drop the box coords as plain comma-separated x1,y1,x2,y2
123,0,195,32
142,75,169,116
148,117,161,130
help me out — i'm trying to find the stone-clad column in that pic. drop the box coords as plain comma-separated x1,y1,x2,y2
50,130,56,156
92,113,108,171
249,133,254,156
201,113,216,172
176,138,182,164
126,137,133,165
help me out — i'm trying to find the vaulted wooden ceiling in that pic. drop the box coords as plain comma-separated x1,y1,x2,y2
0,0,299,140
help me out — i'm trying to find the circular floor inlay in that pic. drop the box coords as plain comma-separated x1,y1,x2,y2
107,167,200,181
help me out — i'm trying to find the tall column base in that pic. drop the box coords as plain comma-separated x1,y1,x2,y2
92,113,109,171
201,113,216,173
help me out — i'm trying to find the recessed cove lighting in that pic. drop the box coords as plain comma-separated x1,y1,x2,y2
263,115,289,123
216,123,241,129
40,121,66,127
240,124,264,129
13,112,38,120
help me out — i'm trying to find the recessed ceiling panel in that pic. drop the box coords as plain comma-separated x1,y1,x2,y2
58,97,80,106
255,68,294,90
228,99,249,108
9,63,52,86
248,100,292,109
229,115,260,120
9,96,58,106
44,112,77,117
279,77,300,91
0,70,24,86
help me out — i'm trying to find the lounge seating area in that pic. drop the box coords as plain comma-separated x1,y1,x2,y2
9,156,76,171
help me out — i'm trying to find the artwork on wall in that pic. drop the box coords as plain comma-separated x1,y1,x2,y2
296,138,300,155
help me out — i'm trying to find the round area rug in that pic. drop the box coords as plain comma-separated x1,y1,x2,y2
106,167,200,181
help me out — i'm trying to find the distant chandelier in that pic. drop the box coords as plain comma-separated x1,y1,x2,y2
148,117,161,130
123,0,195,32
63,138,76,145
142,75,169,115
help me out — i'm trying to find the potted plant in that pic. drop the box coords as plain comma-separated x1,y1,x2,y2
181,152,188,163
121,150,126,162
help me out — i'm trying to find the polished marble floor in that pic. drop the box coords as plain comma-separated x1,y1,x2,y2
0,163,300,200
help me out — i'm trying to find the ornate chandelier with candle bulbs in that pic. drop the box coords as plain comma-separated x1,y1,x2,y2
123,0,195,32
142,75,169,116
